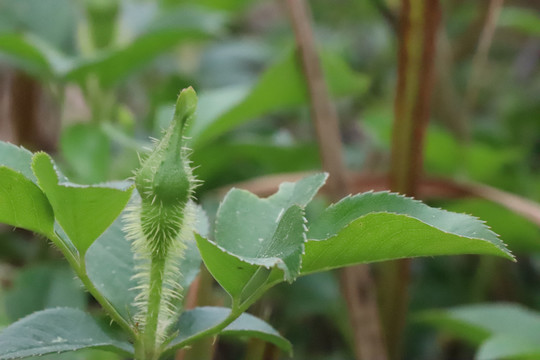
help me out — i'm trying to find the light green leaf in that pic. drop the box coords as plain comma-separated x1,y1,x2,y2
301,192,513,275
477,334,540,360
165,307,291,353
31,152,133,255
189,49,369,147
198,174,326,300
4,263,86,322
65,8,224,88
0,167,54,238
0,308,133,359
0,141,36,183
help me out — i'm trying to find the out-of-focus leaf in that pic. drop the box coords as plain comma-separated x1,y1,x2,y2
0,33,72,79
499,7,540,36
65,7,225,88
165,307,291,353
301,192,513,275
0,167,54,238
32,152,133,255
4,263,86,322
189,49,369,147
418,303,540,359
0,308,133,359
60,123,111,184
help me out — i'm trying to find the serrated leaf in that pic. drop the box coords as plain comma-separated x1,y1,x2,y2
0,308,133,359
198,174,326,300
165,307,291,353
0,141,36,183
301,192,513,275
189,49,369,147
0,167,54,238
31,153,133,255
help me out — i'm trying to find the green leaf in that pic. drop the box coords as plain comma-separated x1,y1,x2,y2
65,7,225,88
197,174,326,300
417,304,540,360
477,334,540,360
440,199,540,253
189,49,369,147
4,263,86,322
60,124,111,184
0,167,54,238
165,307,291,353
0,308,133,359
0,33,72,79
0,141,36,183
301,192,513,275
499,7,540,36
31,152,133,255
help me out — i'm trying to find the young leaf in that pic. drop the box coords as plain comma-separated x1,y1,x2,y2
477,334,540,360
0,308,134,359
31,152,133,255
0,167,54,238
165,307,291,353
197,174,326,300
301,192,513,275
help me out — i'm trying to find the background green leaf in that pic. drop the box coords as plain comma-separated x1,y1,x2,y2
0,141,37,183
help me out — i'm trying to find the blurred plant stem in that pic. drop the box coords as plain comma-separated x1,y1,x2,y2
284,0,387,359
380,1,441,360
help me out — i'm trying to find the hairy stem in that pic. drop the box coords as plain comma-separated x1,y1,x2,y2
142,252,167,358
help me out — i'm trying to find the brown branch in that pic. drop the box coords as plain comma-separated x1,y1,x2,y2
465,0,505,109
284,1,387,359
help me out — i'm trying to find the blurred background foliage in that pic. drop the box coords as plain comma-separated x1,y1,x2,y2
0,0,539,359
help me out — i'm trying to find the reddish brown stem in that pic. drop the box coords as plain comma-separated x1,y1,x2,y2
382,0,441,359
284,0,387,359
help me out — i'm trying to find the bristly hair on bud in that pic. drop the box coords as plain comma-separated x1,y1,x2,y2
124,87,200,346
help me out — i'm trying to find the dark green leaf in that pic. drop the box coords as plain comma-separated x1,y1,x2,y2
0,308,133,359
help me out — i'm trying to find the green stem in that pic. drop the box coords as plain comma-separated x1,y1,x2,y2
49,232,136,339
141,252,167,359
